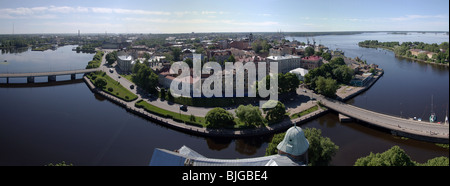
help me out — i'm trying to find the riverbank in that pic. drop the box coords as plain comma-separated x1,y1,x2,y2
336,70,384,101
358,44,449,67
83,74,330,138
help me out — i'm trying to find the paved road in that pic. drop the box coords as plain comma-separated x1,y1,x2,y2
317,94,449,140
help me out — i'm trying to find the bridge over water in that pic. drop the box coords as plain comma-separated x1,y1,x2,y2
318,96,449,143
0,68,99,83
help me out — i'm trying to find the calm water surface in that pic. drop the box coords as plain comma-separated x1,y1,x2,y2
0,34,448,166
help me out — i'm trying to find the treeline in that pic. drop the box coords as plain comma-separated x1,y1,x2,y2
355,145,448,166
359,40,449,64
85,51,104,69
0,36,53,49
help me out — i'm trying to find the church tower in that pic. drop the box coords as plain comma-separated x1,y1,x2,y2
277,126,309,164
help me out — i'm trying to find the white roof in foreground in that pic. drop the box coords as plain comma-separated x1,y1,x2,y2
289,68,309,77
149,145,304,166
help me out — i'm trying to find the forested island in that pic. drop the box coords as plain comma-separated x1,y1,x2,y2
358,40,449,65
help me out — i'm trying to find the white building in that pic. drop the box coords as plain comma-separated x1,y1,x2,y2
266,55,302,74
149,125,309,166
289,68,309,81
117,55,135,72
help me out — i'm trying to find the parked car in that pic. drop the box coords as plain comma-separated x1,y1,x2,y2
130,85,135,89
180,105,188,111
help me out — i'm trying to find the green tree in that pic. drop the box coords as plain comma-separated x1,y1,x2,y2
332,65,354,84
354,146,416,166
105,51,117,65
227,55,236,63
184,58,193,68
205,107,235,127
330,57,345,66
264,101,286,122
171,47,181,61
94,77,107,89
420,156,449,166
321,52,332,61
304,128,339,166
265,128,339,166
305,47,315,57
278,73,300,93
235,104,265,126
315,76,338,98
417,52,428,60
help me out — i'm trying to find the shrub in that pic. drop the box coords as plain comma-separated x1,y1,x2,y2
108,87,113,92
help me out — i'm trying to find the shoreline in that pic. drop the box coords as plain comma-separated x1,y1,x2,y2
359,45,449,67
83,75,330,138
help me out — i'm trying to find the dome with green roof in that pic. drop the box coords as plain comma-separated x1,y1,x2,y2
277,126,309,156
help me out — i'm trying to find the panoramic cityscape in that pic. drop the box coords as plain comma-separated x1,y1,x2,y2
0,0,448,176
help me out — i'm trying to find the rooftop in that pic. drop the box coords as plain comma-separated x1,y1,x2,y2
267,55,300,61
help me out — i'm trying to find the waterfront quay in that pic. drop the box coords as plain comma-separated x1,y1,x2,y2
83,61,448,143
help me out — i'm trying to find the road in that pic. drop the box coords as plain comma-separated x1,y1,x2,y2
316,93,449,140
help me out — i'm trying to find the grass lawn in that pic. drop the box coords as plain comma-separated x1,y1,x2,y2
290,105,319,119
88,71,138,102
121,74,135,83
135,99,267,129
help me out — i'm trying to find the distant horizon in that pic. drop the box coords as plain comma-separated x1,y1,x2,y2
1,0,448,34
1,30,449,36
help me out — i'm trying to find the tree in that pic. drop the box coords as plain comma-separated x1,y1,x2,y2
420,156,449,166
417,52,428,60
265,128,339,166
305,47,314,57
205,107,235,127
105,51,117,65
330,57,345,66
235,104,265,126
184,58,193,68
304,128,339,166
264,101,286,122
278,73,300,93
332,65,354,84
315,76,338,98
171,47,181,61
94,77,107,89
321,52,332,61
227,55,236,63
354,146,416,166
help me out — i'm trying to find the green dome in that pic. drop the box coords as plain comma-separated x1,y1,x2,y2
277,126,309,156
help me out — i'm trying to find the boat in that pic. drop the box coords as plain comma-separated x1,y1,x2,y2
429,95,437,123
3,60,6,62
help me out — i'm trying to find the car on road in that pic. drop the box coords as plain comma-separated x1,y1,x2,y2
109,68,114,73
180,105,188,111
130,85,135,89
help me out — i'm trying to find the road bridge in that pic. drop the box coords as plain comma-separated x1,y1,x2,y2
317,96,449,143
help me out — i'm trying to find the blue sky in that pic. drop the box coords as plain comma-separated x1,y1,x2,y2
0,0,448,34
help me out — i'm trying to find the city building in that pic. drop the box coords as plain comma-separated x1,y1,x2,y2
266,55,302,74
207,49,232,64
149,126,309,166
350,72,373,87
117,55,135,72
269,46,295,56
301,55,323,69
229,40,250,50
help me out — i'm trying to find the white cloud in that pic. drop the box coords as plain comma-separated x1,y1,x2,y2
389,14,448,21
